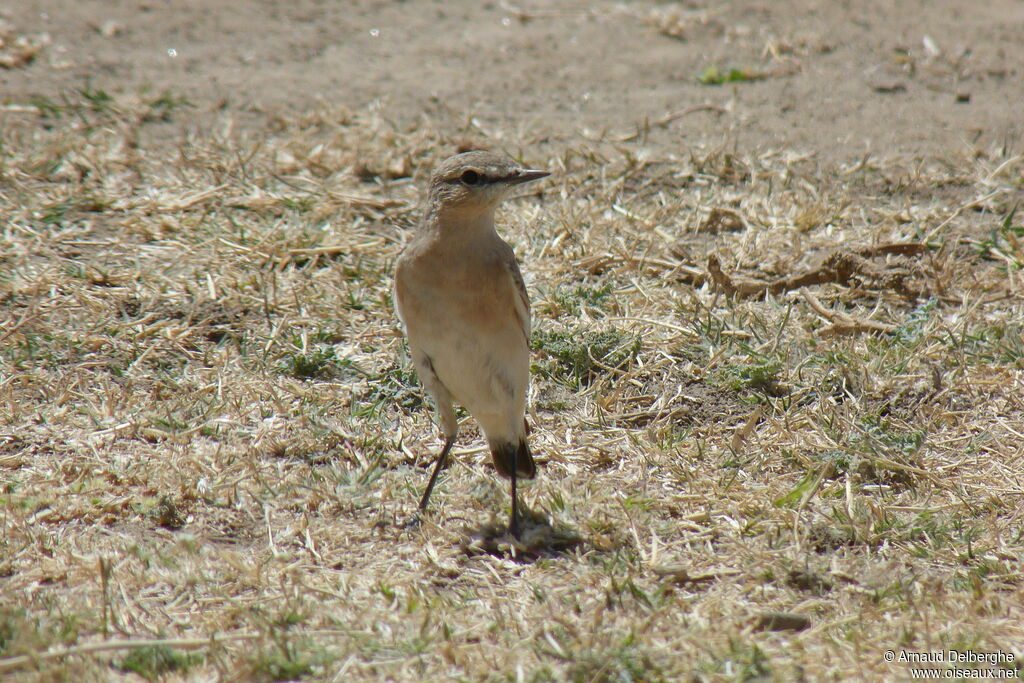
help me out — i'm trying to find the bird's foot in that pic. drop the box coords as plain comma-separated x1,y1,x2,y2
402,512,424,530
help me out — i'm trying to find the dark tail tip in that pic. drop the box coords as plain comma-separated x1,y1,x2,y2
492,438,536,480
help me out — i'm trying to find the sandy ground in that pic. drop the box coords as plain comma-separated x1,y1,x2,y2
2,0,1022,163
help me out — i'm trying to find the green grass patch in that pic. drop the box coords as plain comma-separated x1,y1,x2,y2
116,645,203,680
532,328,641,385
541,282,614,317
697,65,763,85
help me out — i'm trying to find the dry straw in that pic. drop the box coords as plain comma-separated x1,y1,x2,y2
1,90,1023,680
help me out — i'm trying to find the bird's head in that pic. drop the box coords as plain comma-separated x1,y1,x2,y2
426,150,548,219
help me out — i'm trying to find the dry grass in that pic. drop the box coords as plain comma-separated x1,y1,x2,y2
2,89,1024,681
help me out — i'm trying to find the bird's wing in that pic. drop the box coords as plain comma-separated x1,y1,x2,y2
503,248,531,342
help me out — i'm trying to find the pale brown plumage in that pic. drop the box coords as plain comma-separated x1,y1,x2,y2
395,150,548,537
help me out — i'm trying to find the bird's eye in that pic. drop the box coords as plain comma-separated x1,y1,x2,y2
460,170,480,186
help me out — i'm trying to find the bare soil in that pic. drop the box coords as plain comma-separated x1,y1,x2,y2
3,0,1022,162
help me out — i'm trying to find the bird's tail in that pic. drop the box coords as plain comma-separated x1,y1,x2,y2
491,437,536,480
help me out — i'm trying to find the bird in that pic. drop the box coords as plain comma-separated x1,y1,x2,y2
394,150,549,538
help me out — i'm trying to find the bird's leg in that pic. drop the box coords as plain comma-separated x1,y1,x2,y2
418,436,454,511
510,450,520,539
405,436,455,529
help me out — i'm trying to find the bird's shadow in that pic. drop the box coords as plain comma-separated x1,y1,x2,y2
459,506,584,562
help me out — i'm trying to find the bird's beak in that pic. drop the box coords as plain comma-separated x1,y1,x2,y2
509,169,550,185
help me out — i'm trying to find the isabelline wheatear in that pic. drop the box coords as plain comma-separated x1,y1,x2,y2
395,150,549,538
